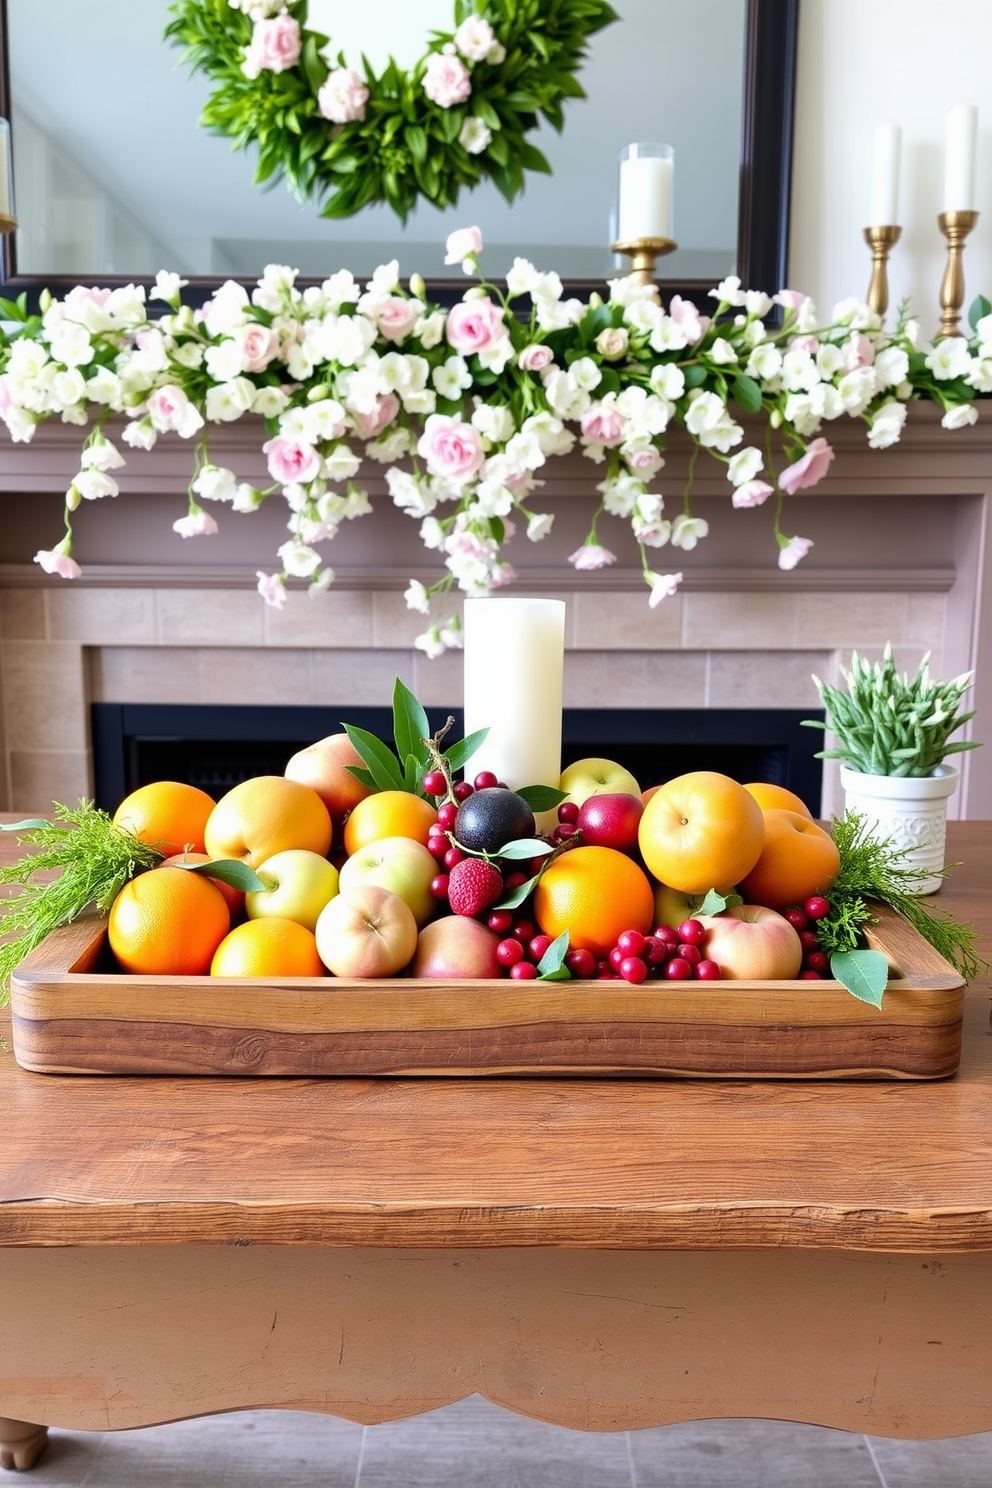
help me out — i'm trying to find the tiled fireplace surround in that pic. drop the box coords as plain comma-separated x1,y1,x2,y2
1,406,991,820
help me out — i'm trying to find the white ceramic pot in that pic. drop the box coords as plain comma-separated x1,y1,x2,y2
839,763,959,896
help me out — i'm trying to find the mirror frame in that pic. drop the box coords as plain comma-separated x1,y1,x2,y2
0,0,798,305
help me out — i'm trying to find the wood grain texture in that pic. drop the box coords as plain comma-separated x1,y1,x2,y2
1,820,991,1253
7,903,964,1080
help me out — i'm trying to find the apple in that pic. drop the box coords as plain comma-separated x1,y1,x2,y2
245,848,340,931
694,904,803,981
338,835,438,928
160,851,246,923
315,885,418,978
576,792,643,852
409,915,502,979
559,756,641,807
653,883,713,930
284,732,373,826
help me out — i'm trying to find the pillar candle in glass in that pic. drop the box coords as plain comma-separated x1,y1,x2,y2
617,142,674,242
462,597,566,792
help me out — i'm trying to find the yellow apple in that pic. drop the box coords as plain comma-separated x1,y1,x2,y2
559,756,641,807
245,848,340,931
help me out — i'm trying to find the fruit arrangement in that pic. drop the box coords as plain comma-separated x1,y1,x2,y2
0,682,984,1007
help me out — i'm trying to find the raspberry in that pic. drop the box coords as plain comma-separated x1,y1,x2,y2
446,857,504,917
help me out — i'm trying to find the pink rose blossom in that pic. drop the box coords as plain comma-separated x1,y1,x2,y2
173,509,219,538
569,543,617,571
243,14,301,77
517,343,554,372
237,323,278,372
778,437,835,494
351,393,400,440
580,401,626,447
34,547,81,579
445,298,508,357
256,570,287,609
416,414,485,484
732,479,774,509
422,49,472,109
778,534,814,570
147,384,204,438
374,296,421,343
263,435,322,486
668,295,708,343
317,67,369,124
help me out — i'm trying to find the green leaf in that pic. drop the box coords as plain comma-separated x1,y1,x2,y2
829,948,889,1007
498,838,555,860
683,365,708,389
175,858,267,892
696,888,736,915
732,374,763,414
517,784,567,812
0,818,50,831
342,723,406,792
442,727,489,773
968,294,992,330
537,929,571,978
345,764,378,792
495,871,541,910
391,677,431,775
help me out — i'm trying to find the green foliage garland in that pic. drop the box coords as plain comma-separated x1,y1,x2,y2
165,0,618,222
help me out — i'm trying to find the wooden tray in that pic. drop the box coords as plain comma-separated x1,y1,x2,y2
8,904,966,1080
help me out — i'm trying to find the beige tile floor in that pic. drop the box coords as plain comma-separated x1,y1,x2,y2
16,1397,992,1487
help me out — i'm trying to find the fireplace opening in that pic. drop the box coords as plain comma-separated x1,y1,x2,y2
92,703,825,815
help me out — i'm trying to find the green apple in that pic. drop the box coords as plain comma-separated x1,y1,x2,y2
245,848,339,931
558,756,642,807
338,835,438,927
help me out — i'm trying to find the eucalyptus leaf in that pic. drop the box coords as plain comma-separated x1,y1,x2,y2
828,948,889,1007
176,858,267,893
536,929,570,977
498,837,555,860
0,818,50,831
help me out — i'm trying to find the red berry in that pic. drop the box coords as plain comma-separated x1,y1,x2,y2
437,801,458,830
784,907,808,931
444,846,466,869
565,948,597,978
447,857,504,917
653,924,680,948
677,943,702,967
696,959,722,980
422,769,447,797
677,919,706,946
511,919,536,944
488,909,514,934
453,780,474,802
553,824,579,843
617,929,647,958
557,801,580,824
510,961,539,979
496,938,524,967
529,933,554,964
428,834,450,862
805,896,831,920
643,936,668,965
609,946,625,970
805,950,829,974
798,969,823,980
473,770,499,791
430,874,450,900
596,959,615,978
664,957,693,980
799,929,820,952
619,956,648,983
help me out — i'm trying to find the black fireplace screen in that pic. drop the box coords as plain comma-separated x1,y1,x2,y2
91,703,825,817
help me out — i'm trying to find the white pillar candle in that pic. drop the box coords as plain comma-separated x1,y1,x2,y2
944,104,978,212
0,119,12,219
618,143,674,242
868,123,901,226
462,597,566,793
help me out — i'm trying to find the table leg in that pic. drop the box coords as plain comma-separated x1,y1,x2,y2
0,1420,48,1473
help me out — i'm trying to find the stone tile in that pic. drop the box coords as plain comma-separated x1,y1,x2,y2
0,588,47,640
263,587,373,648
706,650,827,709
154,589,265,646
10,749,91,811
92,648,203,704
564,650,707,709
46,587,156,644
573,590,684,650
372,590,455,649
360,1396,633,1488
905,592,947,649
412,646,464,707
197,647,313,706
795,592,909,647
311,648,414,705
628,1418,881,1488
683,592,799,650
1,640,88,750
867,1430,992,1487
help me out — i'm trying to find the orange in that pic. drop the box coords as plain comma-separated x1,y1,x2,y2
160,850,246,921
533,845,654,958
210,917,325,978
108,866,230,975
204,776,332,869
738,808,840,910
112,780,216,858
638,771,765,894
343,789,439,856
743,781,814,819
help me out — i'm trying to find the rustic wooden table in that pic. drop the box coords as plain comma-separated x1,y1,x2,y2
1,820,991,1470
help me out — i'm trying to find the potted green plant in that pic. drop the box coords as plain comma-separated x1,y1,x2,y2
804,645,981,894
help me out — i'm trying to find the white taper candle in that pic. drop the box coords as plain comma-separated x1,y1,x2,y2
462,597,566,793
868,123,901,226
944,104,978,212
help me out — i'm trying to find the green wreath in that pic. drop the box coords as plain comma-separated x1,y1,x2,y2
165,0,618,223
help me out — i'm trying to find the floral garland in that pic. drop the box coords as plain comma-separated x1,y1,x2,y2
0,227,989,658
164,0,618,220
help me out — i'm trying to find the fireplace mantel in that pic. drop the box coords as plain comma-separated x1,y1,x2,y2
1,404,990,818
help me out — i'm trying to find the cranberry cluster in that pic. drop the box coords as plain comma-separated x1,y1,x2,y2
593,919,723,984
783,895,832,978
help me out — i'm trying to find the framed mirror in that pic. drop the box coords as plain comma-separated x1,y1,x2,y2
0,0,797,301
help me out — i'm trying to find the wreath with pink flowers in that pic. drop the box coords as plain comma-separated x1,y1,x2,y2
165,0,617,222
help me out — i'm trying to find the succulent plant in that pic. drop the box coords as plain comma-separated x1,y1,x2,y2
803,645,981,777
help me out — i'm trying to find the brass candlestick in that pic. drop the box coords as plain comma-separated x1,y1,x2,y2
936,208,979,338
863,224,901,318
611,236,677,301
0,213,16,235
